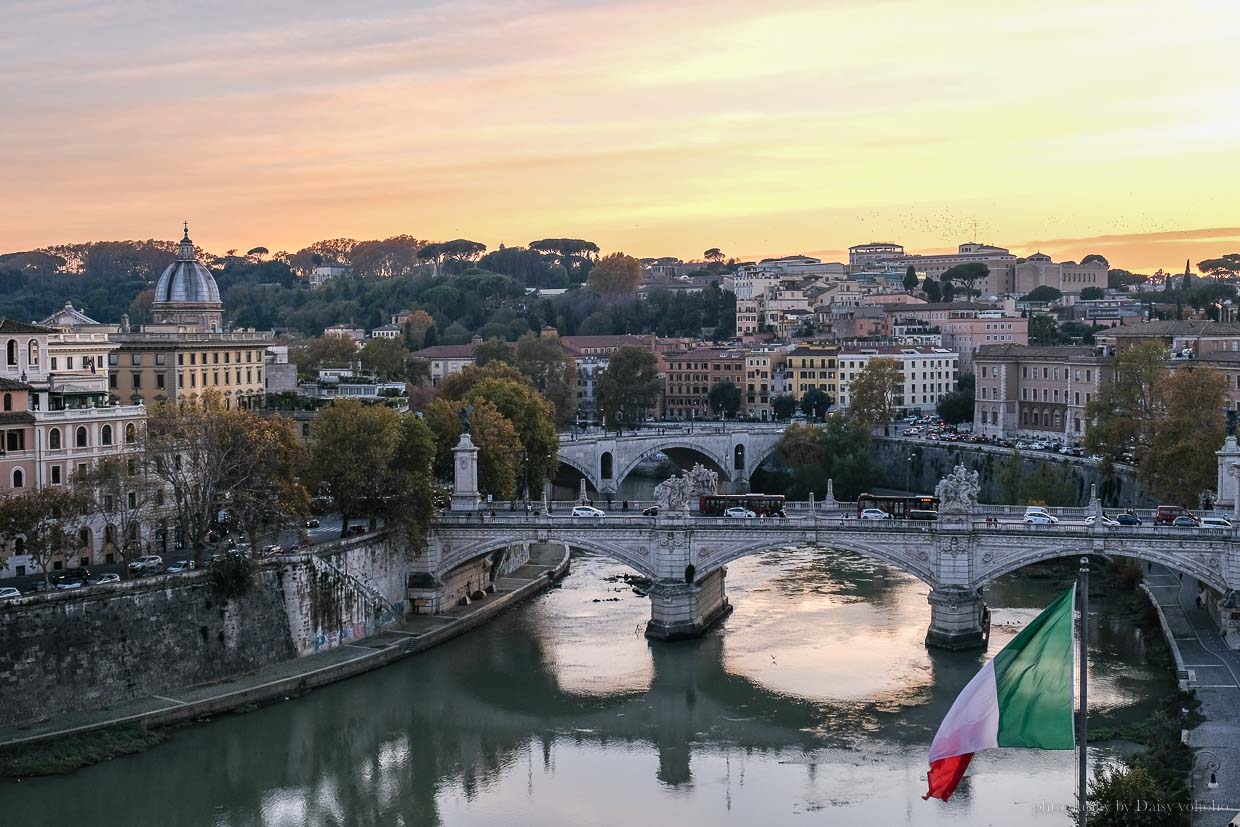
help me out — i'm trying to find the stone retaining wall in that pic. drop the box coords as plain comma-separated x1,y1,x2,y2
0,533,406,727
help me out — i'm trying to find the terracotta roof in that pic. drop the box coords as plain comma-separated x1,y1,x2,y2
0,377,32,391
975,344,1100,359
0,411,34,425
0,319,54,334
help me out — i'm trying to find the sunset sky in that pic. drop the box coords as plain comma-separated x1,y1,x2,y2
3,0,1239,272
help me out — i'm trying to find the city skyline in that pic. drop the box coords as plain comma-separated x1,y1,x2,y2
4,0,1240,272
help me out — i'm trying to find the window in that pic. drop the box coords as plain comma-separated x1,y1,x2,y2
12,468,23,488
103,495,114,511
212,352,219,364
155,353,165,366
109,353,118,366
101,424,112,446
77,462,86,477
49,428,61,450
177,353,184,366
50,465,61,485
109,374,117,389
5,340,15,366
156,374,165,390
51,357,58,370
302,424,310,438
67,357,73,370
190,353,196,365
28,341,38,366
75,426,87,448
125,423,136,444
132,372,142,389
6,431,22,451
2,393,9,412
127,492,137,509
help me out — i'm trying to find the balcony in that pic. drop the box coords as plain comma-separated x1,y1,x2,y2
35,404,145,421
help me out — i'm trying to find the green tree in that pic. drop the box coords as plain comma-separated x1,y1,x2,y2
0,486,92,590
775,418,877,500
306,399,401,535
514,332,578,428
1079,286,1105,301
1108,268,1149,289
848,358,902,429
772,394,797,420
75,453,159,575
587,253,643,296
1084,340,1169,466
467,399,522,500
1081,253,1109,267
941,262,989,300
228,416,308,550
997,449,1025,504
1083,764,1188,826
707,380,741,418
146,396,287,563
425,398,464,482
1022,285,1063,303
799,387,832,420
1028,312,1059,344
903,265,918,293
1197,252,1240,280
387,412,438,549
293,335,359,376
703,248,724,264
359,337,412,380
1145,364,1227,505
462,375,559,498
597,346,661,428
936,373,975,425
923,277,942,303
474,337,515,367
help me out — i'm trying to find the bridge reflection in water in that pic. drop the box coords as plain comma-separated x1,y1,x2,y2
2,550,1172,827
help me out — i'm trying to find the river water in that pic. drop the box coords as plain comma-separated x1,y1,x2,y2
1,549,1170,827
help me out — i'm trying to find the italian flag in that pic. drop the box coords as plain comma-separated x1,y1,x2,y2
924,586,1077,802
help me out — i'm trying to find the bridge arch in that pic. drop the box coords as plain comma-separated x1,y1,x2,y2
977,543,1228,594
555,453,597,489
696,537,935,586
437,534,657,580
612,441,730,491
744,439,783,481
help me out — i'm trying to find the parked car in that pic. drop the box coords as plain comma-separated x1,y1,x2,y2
90,573,121,585
1172,515,1201,528
1024,512,1058,525
289,542,312,553
1084,514,1119,527
641,506,659,516
1200,517,1233,529
0,586,20,600
1154,505,1194,526
724,507,757,518
304,519,321,528
166,560,195,573
128,555,163,572
571,505,605,517
261,544,284,558
347,525,367,536
860,508,891,520
53,575,85,590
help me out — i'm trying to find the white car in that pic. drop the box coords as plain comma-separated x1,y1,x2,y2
724,507,757,518
1024,512,1058,525
91,573,121,585
860,508,891,521
1200,517,1233,529
128,555,163,572
1084,515,1119,527
0,587,21,599
166,560,195,573
571,505,605,518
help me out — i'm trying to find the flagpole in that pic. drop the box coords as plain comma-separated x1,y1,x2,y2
1078,556,1089,827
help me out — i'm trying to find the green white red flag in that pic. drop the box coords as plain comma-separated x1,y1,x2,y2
924,585,1077,801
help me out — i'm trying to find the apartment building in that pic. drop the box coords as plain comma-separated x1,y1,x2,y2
879,301,1028,372
972,344,1111,440
785,343,841,405
743,347,788,420
661,348,746,420
835,346,958,415
848,242,905,268
1094,320,1240,358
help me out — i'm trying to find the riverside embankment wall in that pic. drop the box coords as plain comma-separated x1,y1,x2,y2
0,533,409,727
870,438,1158,507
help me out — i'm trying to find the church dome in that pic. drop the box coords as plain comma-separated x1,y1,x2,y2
154,223,221,304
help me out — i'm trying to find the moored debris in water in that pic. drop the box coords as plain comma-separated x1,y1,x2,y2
592,597,623,603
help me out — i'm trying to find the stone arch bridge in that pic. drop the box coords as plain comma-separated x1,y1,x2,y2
556,426,785,495
421,433,1240,650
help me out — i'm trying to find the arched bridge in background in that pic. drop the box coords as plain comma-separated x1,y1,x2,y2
556,425,786,495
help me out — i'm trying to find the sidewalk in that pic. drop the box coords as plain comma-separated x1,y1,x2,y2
1145,566,1240,827
0,544,569,749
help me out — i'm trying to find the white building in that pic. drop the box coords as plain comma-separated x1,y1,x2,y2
369,324,402,340
308,262,350,288
836,345,959,416
323,324,365,345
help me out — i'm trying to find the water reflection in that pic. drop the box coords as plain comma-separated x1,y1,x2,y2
0,549,1168,827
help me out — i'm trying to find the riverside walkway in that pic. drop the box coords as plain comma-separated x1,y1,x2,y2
1146,564,1240,827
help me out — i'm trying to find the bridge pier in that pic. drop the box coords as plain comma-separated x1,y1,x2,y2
925,586,990,650
646,568,732,641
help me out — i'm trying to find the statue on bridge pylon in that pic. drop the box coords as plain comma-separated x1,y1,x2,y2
935,465,980,516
